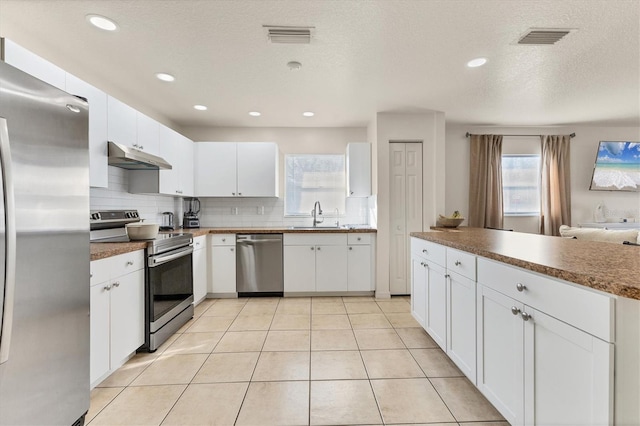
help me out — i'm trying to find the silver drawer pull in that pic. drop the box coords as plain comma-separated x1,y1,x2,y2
511,306,520,316
422,249,428,254
521,312,531,321
455,260,461,266
112,281,120,288
126,260,134,266
516,283,526,292
349,247,353,251
103,285,111,291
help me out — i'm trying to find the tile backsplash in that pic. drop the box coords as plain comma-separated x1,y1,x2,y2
90,167,373,228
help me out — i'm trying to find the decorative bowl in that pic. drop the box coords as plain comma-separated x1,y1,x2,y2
126,222,159,240
438,217,465,228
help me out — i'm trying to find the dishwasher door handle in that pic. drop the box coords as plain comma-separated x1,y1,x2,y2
237,238,282,244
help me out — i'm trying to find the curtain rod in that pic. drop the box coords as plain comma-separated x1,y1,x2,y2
465,132,576,138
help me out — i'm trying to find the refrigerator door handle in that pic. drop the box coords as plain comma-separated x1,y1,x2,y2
0,117,17,365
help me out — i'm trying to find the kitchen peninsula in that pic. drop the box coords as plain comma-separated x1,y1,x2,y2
410,227,639,426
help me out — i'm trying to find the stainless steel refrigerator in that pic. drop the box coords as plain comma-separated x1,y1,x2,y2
0,60,90,425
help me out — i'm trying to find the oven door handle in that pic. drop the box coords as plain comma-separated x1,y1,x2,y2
149,246,193,267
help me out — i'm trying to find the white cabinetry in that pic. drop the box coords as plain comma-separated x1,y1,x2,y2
136,112,160,155
65,73,109,188
107,96,137,148
194,142,278,197
346,143,371,197
3,38,66,90
193,235,208,304
284,233,348,293
476,257,614,426
89,251,145,387
209,234,236,295
347,234,374,292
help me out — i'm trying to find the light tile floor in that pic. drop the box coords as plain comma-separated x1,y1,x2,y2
88,296,507,426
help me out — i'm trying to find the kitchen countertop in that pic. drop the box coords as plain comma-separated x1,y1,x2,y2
411,227,640,300
91,227,377,261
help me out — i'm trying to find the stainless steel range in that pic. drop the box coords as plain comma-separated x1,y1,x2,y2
90,210,194,352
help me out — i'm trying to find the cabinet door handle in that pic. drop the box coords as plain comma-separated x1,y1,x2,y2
350,191,354,195
349,247,353,251
357,237,361,241
232,192,236,196
222,238,226,242
90,273,93,278
103,285,112,291
126,260,134,266
230,248,234,252
317,247,321,251
444,274,450,278
454,260,461,266
521,312,531,321
516,283,526,292
112,281,120,288
238,192,242,196
422,249,428,254
311,247,315,250
511,306,521,315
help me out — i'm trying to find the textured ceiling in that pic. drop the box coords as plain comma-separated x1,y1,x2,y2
0,0,638,129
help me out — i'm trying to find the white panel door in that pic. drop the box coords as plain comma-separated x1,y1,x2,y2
524,308,613,426
426,261,447,350
410,254,427,327
284,246,316,292
195,142,237,196
477,285,524,426
89,282,110,385
107,96,137,148
447,271,477,383
389,142,423,295
347,245,372,291
316,245,348,292
236,142,278,197
193,243,208,303
210,246,237,294
65,73,108,188
109,269,144,365
389,144,407,294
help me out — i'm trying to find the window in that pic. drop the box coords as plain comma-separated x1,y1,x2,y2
502,155,541,215
285,154,345,216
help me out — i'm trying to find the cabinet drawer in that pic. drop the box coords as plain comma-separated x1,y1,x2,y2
211,234,235,246
111,250,145,276
348,233,372,245
90,258,111,286
284,233,347,246
410,238,446,266
193,235,207,250
446,248,476,281
477,257,614,342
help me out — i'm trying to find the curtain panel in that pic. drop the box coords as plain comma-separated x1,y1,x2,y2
540,135,572,236
468,134,504,229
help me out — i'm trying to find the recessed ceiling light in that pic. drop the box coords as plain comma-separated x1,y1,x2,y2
86,14,119,31
155,72,175,82
467,57,488,68
249,111,261,117
193,105,208,111
303,111,314,117
287,61,302,71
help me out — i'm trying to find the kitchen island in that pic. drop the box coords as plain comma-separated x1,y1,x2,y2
409,227,639,426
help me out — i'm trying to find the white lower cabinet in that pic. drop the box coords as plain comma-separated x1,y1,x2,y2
192,235,208,303
477,285,613,426
446,272,477,383
283,233,374,293
209,234,236,295
426,262,447,350
89,251,145,387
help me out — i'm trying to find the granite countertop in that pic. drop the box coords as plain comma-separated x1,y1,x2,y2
411,227,640,300
91,227,377,261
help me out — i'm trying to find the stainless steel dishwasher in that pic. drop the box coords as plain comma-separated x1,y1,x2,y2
236,234,284,296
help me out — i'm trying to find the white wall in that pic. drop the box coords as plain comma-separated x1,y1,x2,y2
445,124,640,230
372,111,446,298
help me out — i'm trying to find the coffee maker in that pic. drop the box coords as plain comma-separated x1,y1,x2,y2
183,197,201,228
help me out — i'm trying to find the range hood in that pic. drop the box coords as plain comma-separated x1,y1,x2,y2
108,141,172,170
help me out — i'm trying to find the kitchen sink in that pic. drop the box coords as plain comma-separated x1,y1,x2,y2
288,226,347,230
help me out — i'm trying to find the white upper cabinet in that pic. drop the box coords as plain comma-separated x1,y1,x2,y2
179,133,194,196
3,39,66,90
136,112,160,155
195,142,278,197
346,143,371,197
65,73,109,188
107,96,137,148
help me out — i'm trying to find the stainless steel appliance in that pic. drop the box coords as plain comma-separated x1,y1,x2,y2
90,210,194,352
160,211,175,231
183,197,200,228
236,234,283,296
0,60,89,425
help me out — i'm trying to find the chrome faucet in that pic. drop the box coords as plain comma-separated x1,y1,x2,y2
312,201,324,227
334,208,340,227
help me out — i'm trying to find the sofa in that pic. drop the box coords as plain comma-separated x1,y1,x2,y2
559,225,640,245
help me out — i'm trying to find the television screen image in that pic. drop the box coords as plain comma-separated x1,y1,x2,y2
590,141,640,192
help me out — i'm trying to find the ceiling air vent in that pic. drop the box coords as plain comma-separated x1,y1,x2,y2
517,28,573,45
264,25,314,44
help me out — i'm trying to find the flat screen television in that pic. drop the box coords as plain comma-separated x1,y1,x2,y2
589,141,640,192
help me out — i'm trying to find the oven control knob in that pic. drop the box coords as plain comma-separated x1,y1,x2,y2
90,212,101,220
